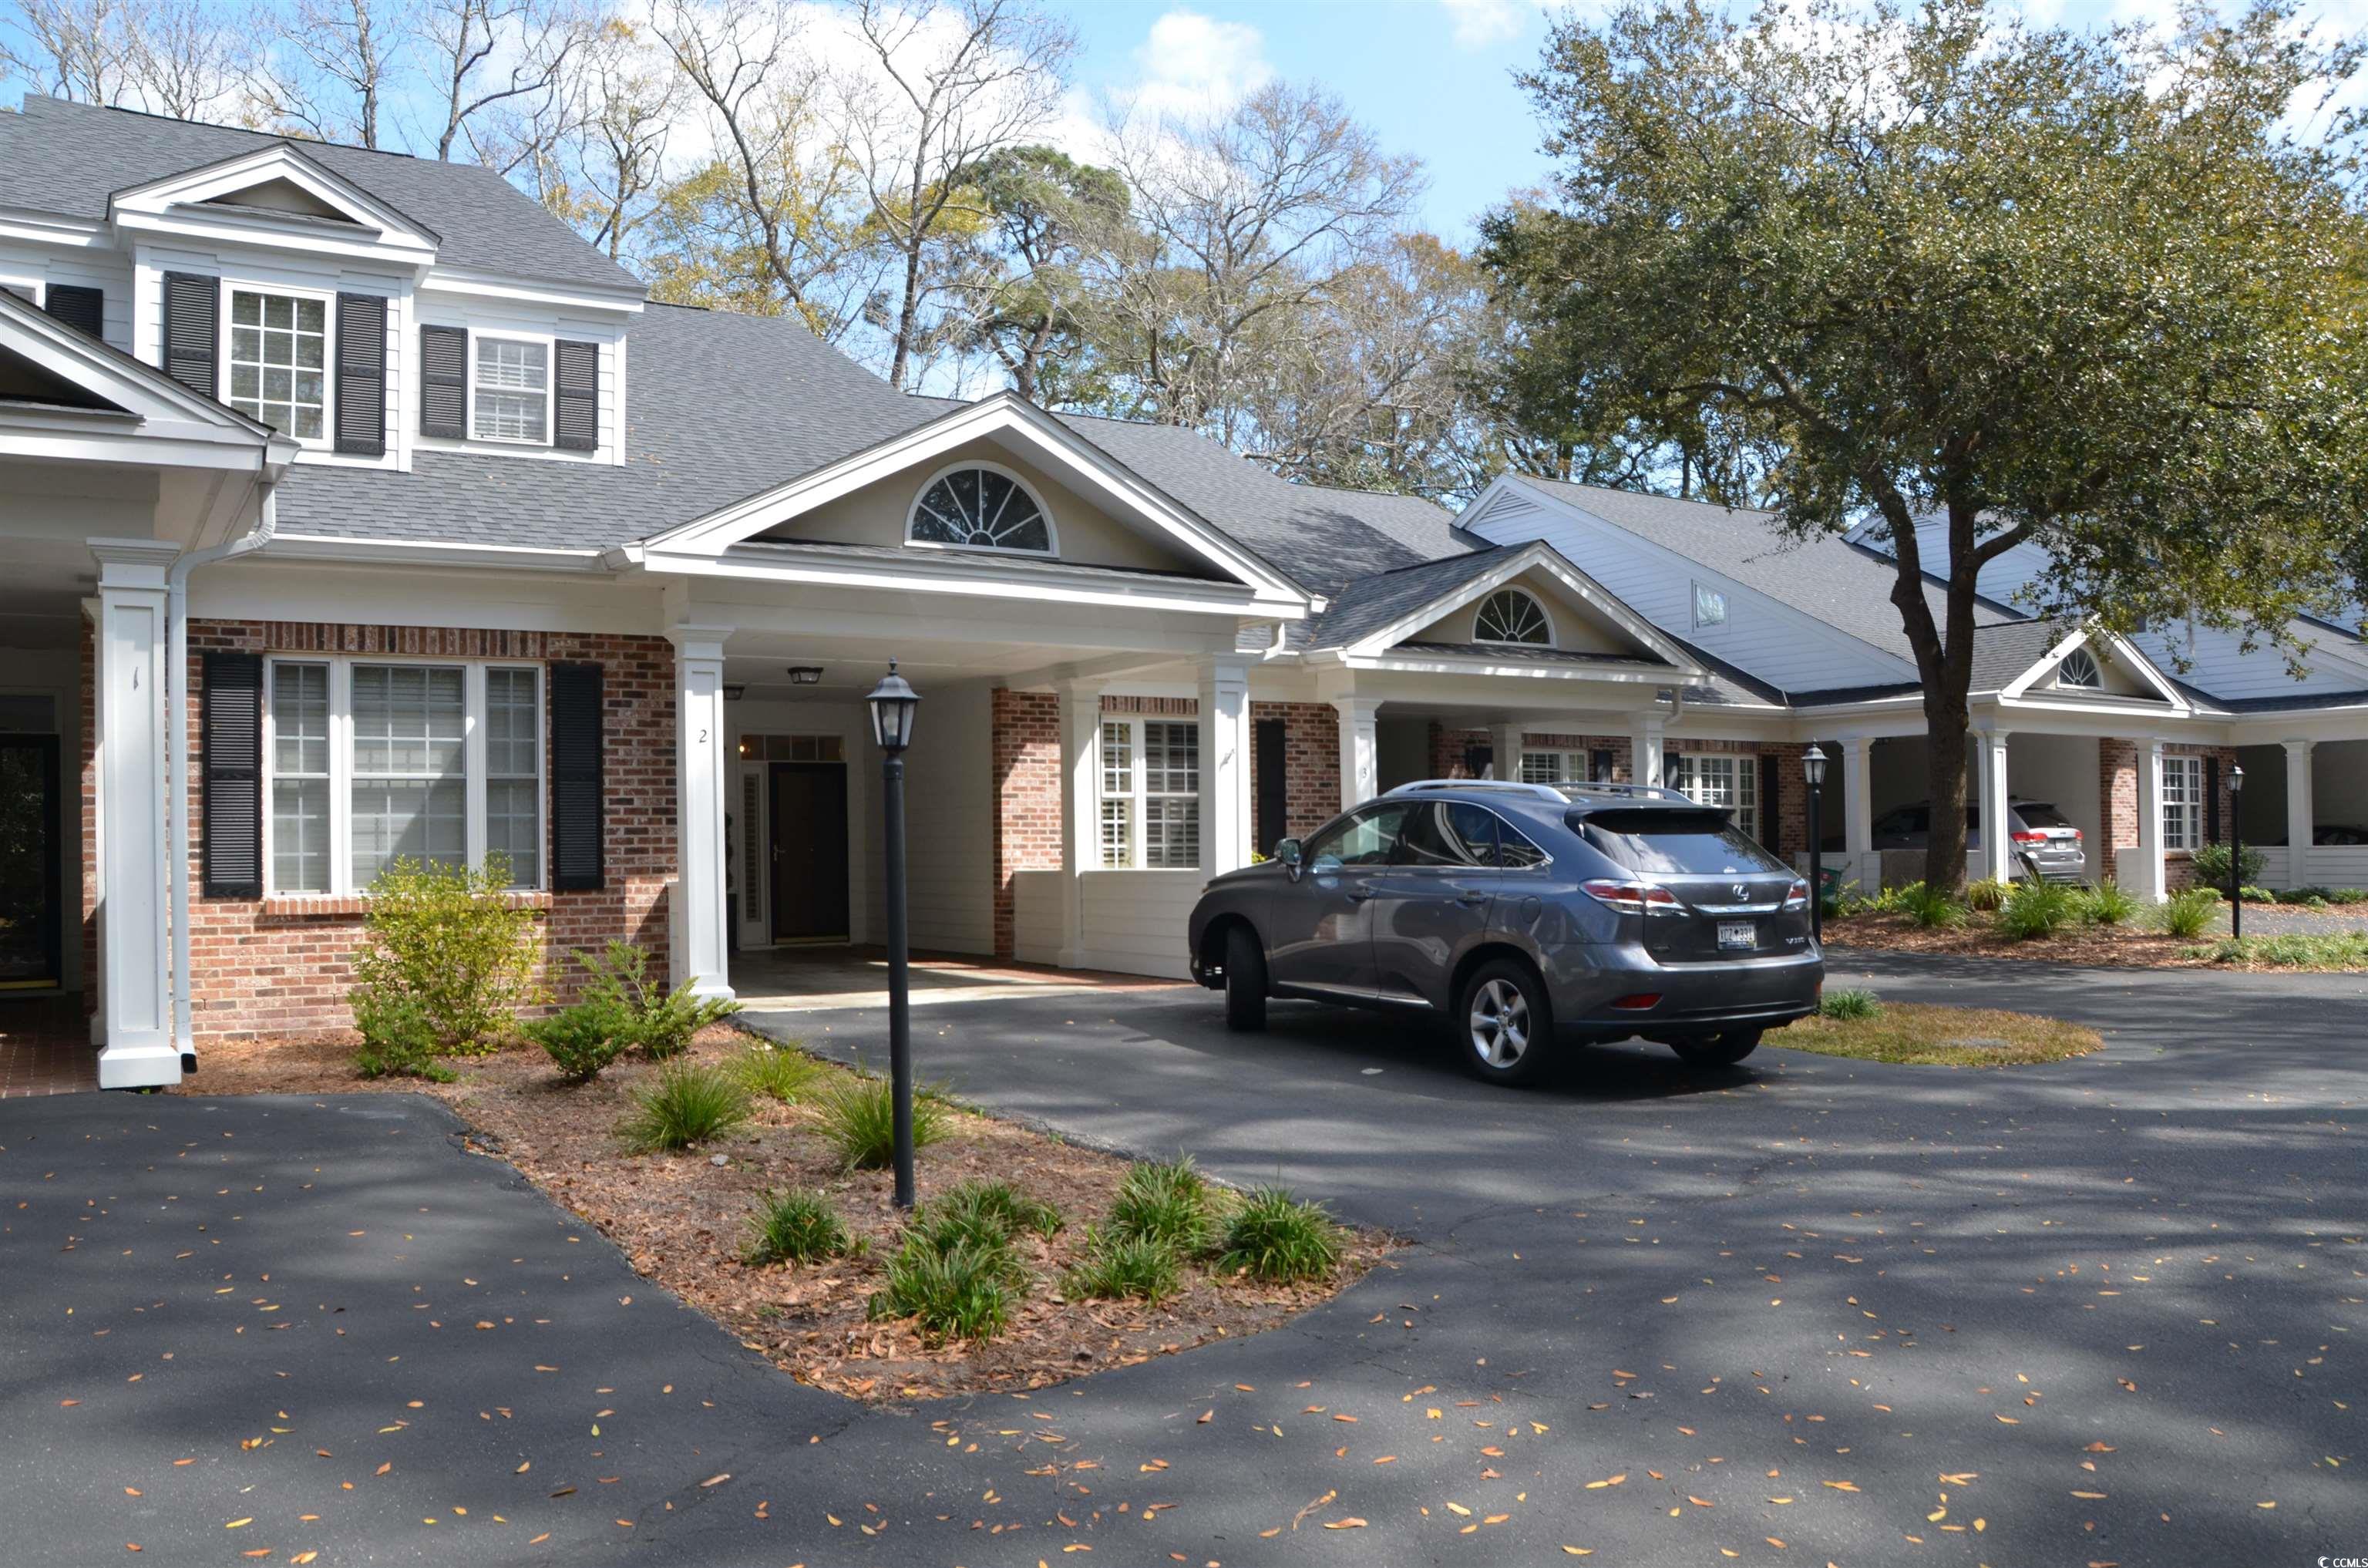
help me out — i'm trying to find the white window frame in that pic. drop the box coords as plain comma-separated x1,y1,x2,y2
1668,751,1759,843
1472,587,1555,646
2163,752,2205,851
221,279,335,449
261,655,545,897
1692,581,1729,629
905,460,1061,557
1519,749,1579,785
1095,716,1201,869
469,329,556,446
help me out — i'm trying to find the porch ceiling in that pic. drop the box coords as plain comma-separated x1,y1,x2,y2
715,624,1196,705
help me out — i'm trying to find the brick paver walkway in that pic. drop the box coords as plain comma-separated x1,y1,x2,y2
0,998,96,1096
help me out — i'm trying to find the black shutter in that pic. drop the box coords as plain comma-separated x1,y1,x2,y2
1589,747,1613,784
44,284,103,338
162,272,217,399
2205,755,2221,843
1253,717,1285,856
334,291,387,456
201,652,263,898
549,661,604,891
1761,753,1782,852
554,338,598,450
420,323,467,438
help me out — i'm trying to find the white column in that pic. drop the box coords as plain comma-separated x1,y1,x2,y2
1630,713,1666,788
1976,727,2013,884
1488,720,1525,783
1331,695,1380,809
1842,737,1875,855
669,624,734,1001
91,540,180,1086
1057,679,1104,971
2284,739,2316,889
1198,655,1252,878
2131,740,2168,903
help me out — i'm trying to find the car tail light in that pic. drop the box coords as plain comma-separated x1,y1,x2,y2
1582,879,1681,914
1610,993,1663,1010
1781,879,1810,909
2011,829,2049,844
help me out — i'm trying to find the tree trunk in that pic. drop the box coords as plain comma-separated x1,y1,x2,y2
1921,697,1971,892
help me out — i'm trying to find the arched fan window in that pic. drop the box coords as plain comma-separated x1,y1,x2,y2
2057,647,2102,688
907,463,1056,555
1474,588,1552,646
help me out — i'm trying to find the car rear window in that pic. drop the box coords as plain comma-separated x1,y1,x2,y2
2016,803,2075,829
1578,809,1790,876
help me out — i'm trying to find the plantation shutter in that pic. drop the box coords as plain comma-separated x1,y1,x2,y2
201,652,264,897
1760,753,1781,852
162,272,217,399
553,338,599,450
2205,755,2221,843
44,284,103,338
334,291,387,456
549,661,604,891
419,323,467,438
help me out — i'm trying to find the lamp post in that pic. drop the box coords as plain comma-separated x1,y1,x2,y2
866,661,922,1209
1803,744,1828,944
2228,762,2245,942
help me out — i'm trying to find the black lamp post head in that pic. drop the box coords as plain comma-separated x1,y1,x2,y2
1802,742,1828,789
2229,762,2245,794
867,659,920,753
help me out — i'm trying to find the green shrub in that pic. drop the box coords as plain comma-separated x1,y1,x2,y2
2076,881,2141,926
2189,932,2368,969
618,1061,750,1154
2280,886,2367,905
1891,881,1969,930
1996,878,2078,940
1064,1227,1182,1304
1818,988,1882,1021
2239,884,2279,906
1819,878,1863,920
2154,887,2222,939
727,1041,827,1102
522,994,635,1084
1110,1159,1215,1253
571,940,740,1059
867,1239,1015,1343
812,1075,950,1169
350,988,456,1082
1214,1187,1343,1285
744,1189,856,1266
1963,876,2010,913
2188,842,2266,891
930,1179,1061,1243
348,856,542,1054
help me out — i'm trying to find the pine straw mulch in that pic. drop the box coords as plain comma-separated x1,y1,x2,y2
173,1025,1388,1404
1820,910,2219,967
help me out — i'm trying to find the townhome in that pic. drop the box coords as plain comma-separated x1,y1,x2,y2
3,94,2362,1092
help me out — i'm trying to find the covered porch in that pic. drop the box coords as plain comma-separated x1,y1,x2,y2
2234,735,2368,891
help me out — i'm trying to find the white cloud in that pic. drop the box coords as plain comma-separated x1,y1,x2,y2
1439,0,1525,50
1125,9,1272,120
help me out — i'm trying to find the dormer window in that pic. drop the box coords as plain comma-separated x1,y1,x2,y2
1475,587,1552,645
227,288,328,442
908,463,1055,554
2058,647,2101,688
1692,582,1728,628
473,336,550,444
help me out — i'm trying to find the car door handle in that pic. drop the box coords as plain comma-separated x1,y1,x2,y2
1346,888,1376,903
1455,891,1490,906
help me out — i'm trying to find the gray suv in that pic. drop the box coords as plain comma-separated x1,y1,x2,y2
1186,780,1824,1085
1871,798,2087,881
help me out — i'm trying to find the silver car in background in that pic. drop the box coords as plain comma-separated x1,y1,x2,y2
1870,798,2087,881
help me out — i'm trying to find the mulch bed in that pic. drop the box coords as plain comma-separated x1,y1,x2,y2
173,1025,1385,1403
1821,911,2217,967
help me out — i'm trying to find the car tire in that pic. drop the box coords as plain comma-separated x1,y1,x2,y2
1671,1029,1762,1068
1223,924,1267,1032
1458,958,1552,1086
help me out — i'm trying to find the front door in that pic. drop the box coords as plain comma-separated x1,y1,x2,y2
0,735,62,989
769,762,849,942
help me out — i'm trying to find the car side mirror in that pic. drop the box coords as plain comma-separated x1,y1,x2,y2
1276,837,1303,878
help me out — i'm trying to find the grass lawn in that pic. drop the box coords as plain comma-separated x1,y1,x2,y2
1773,1001,2104,1066
2185,932,2368,970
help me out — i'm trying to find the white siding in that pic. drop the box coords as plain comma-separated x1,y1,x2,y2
412,288,631,467
0,237,136,353
1078,871,1199,978
1010,870,1065,966
861,678,994,957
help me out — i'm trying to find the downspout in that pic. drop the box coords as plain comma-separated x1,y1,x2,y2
167,478,278,1066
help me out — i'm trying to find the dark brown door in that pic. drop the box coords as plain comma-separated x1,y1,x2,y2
769,762,849,942
0,735,62,988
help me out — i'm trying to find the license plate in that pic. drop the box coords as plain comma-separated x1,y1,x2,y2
1717,920,1756,951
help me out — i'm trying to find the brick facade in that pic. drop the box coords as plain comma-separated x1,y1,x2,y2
1253,701,1340,845
90,620,681,1040
990,688,1061,959
2101,738,2239,888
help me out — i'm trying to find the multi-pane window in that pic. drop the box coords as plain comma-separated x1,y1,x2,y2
473,337,550,442
228,289,327,440
263,661,542,896
270,663,331,893
2163,754,2205,850
1692,582,1728,628
1668,752,1759,843
1098,718,1201,869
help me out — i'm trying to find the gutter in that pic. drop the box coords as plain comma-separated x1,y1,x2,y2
166,477,278,1067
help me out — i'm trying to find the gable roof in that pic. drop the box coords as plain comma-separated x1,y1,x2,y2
0,95,635,291
1967,618,2074,693
1303,548,1518,649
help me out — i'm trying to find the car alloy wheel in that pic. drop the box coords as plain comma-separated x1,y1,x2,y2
1469,977,1530,1068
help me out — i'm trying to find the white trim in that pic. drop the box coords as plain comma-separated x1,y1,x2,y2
265,533,609,570
1472,585,1556,647
0,287,288,463
466,329,555,446
904,459,1059,557
418,266,648,314
1095,714,1202,870
1667,749,1761,843
1997,624,2190,710
640,541,1283,620
109,143,439,269
1338,539,1704,677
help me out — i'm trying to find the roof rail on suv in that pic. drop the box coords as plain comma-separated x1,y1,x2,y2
1559,782,1699,806
1384,778,1572,803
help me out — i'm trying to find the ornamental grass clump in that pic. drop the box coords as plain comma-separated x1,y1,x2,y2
1817,988,1882,1021
2076,881,2140,926
1889,881,1968,930
932,1179,1062,1243
868,1240,1016,1344
1064,1228,1183,1305
618,1061,750,1154
744,1189,856,1267
1963,876,2011,913
813,1075,949,1169
1996,878,2078,940
1108,1158,1215,1253
1214,1187,1343,1286
727,1040,827,1102
2155,887,2222,939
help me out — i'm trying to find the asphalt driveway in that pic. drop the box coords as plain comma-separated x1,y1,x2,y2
3,954,2362,1565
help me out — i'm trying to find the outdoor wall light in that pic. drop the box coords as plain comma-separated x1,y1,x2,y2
786,666,826,685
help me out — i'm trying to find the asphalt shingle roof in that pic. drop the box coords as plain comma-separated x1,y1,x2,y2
1303,549,1520,650
1966,618,2073,692
0,95,638,291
